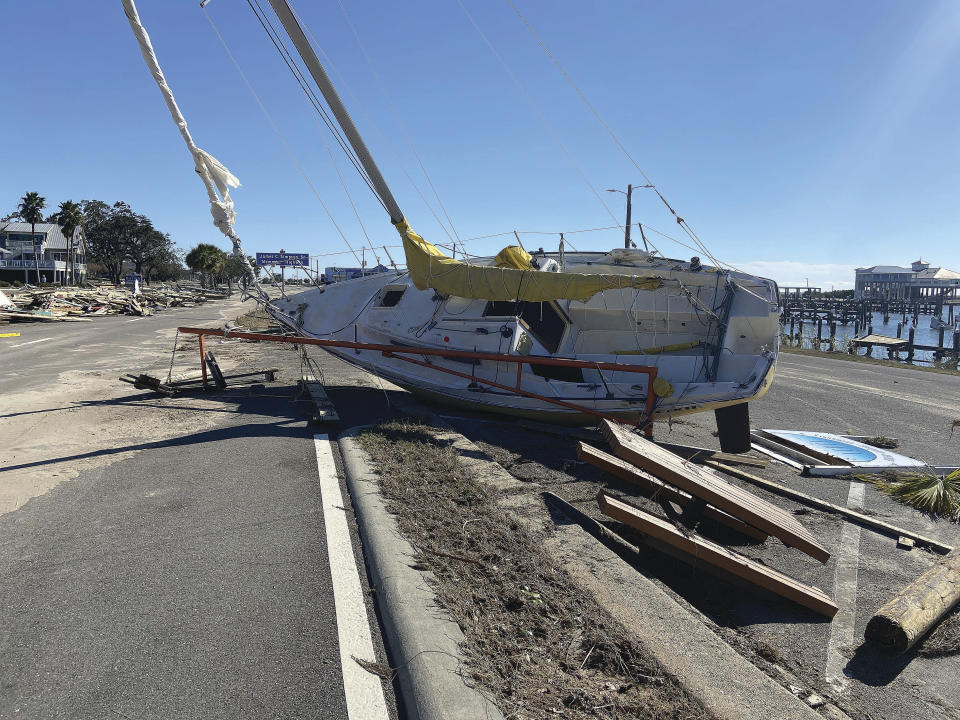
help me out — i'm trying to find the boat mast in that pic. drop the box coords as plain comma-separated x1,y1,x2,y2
266,0,405,226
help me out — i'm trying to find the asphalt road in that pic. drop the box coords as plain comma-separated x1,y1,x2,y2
0,300,397,720
3,301,958,720
761,351,959,468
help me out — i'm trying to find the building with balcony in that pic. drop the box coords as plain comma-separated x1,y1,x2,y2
0,222,87,284
854,259,960,301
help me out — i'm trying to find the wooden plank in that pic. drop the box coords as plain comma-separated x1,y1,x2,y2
600,420,830,563
704,460,954,555
577,442,768,542
302,372,340,423
751,431,827,467
806,465,960,477
655,441,768,468
750,443,805,471
598,492,838,618
205,351,227,390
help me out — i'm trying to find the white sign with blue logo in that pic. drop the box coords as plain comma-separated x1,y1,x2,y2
763,430,925,468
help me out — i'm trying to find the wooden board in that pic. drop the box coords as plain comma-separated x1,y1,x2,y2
705,460,954,555
302,372,340,423
577,442,768,542
750,431,827,467
205,351,227,390
600,420,830,563
598,492,838,618
655,441,768,468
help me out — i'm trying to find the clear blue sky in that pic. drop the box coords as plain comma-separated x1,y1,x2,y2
3,1,959,289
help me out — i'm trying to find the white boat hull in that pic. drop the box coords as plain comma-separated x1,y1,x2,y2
270,252,780,425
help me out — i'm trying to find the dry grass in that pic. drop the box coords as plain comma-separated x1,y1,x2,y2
918,610,960,657
860,470,960,520
235,305,278,331
861,436,900,449
359,419,711,720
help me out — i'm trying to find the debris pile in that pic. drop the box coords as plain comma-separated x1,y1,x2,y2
0,284,229,323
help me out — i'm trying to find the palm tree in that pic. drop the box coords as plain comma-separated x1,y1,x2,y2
186,243,227,288
55,200,85,286
17,192,46,285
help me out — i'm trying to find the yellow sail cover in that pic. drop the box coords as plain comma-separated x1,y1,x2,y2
395,220,662,302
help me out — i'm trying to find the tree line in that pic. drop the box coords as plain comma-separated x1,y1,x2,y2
6,191,253,288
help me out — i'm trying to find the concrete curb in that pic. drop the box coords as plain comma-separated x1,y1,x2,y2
338,428,504,720
399,406,844,720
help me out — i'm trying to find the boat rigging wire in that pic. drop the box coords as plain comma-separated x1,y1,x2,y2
246,0,386,213
289,11,460,246
453,0,626,234
504,0,726,269
504,2,717,257
259,1,383,266
325,142,382,267
202,5,364,266
329,0,464,248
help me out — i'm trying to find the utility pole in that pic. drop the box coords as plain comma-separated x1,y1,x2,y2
606,185,635,249
624,183,633,249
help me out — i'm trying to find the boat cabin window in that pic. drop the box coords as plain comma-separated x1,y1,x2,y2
483,300,567,354
378,288,406,307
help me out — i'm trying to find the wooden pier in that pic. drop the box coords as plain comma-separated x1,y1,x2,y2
779,296,960,363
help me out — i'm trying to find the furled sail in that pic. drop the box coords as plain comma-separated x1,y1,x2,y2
122,0,259,291
395,221,663,302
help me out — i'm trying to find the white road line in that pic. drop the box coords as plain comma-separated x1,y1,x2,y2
313,435,389,720
7,337,53,349
825,480,865,693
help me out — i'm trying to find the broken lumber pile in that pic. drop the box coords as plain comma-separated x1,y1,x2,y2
585,419,836,618
601,420,829,563
577,442,768,542
865,547,960,653
1,283,229,322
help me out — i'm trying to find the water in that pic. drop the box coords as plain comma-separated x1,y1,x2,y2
786,312,959,366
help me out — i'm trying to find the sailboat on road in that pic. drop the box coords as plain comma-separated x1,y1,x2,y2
124,0,781,451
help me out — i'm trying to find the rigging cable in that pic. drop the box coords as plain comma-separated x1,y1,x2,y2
247,0,385,212
454,0,626,234
202,5,364,265
329,0,464,248
290,9,460,246
504,0,726,269
325,143,381,267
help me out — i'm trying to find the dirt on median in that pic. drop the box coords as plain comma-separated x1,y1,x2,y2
358,419,712,720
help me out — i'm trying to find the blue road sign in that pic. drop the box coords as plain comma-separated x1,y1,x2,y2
256,252,310,268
